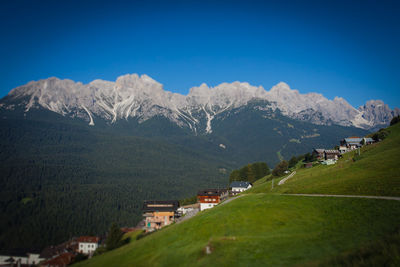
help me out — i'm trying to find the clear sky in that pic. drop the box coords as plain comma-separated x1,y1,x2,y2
1,0,399,108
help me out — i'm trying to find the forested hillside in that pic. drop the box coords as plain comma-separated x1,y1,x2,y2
0,104,368,253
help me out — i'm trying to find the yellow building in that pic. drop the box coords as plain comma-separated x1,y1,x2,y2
143,200,179,232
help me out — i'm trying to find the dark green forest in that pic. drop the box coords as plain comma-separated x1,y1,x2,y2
0,103,368,253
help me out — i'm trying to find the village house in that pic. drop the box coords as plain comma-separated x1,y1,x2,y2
230,181,252,195
338,145,347,154
39,252,75,267
197,189,228,211
312,149,325,160
143,200,179,232
76,236,99,255
363,137,374,145
324,150,340,160
304,162,313,168
177,203,200,216
340,137,363,150
0,252,44,266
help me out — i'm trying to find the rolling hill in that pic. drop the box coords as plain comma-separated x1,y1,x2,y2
76,123,400,266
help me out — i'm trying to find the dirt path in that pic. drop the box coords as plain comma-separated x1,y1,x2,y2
278,171,296,185
220,195,243,206
284,193,400,201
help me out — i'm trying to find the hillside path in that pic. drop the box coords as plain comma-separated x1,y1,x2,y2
284,193,400,201
220,195,243,206
278,171,296,185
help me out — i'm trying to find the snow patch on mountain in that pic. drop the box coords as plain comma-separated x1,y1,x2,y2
2,73,398,132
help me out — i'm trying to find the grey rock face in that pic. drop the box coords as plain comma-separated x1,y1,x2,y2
1,73,398,132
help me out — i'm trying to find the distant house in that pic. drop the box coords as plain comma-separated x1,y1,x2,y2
39,239,78,262
340,137,362,150
143,200,179,232
324,150,340,160
76,236,99,255
363,137,374,145
0,252,44,266
230,181,252,195
197,189,228,211
312,149,325,160
39,252,75,267
304,162,313,168
338,146,347,154
177,203,200,215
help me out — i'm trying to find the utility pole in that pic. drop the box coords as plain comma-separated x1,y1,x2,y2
271,178,274,190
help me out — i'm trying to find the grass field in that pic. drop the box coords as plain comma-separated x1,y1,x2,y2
247,123,400,197
76,123,400,266
76,194,400,267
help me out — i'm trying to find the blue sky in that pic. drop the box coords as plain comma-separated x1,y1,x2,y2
1,0,399,108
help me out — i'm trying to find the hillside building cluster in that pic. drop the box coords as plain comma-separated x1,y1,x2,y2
142,182,252,232
0,235,101,267
311,136,375,166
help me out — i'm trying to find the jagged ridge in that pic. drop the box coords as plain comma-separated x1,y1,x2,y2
1,74,398,132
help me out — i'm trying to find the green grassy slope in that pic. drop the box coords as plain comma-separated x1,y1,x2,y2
76,124,400,266
268,122,400,196
77,195,400,267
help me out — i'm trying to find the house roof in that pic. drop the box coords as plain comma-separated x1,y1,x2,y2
143,200,179,212
77,236,99,243
324,150,340,154
314,149,325,153
344,138,362,143
230,181,252,188
364,137,374,142
197,189,228,196
41,252,75,266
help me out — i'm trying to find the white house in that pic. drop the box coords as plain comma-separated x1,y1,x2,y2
0,253,44,266
230,181,252,195
197,189,229,211
77,236,99,255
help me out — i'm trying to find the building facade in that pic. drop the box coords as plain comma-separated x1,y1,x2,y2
197,189,228,211
76,236,99,255
143,200,179,232
230,181,252,195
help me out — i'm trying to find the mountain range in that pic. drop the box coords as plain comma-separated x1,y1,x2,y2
0,73,397,253
2,74,399,132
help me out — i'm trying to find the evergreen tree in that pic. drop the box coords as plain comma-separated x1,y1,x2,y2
105,223,125,251
272,160,289,177
229,170,241,183
288,156,298,168
390,115,400,126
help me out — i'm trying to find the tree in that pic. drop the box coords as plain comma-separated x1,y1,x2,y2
229,170,241,183
105,223,125,251
390,115,400,126
252,162,270,179
288,156,298,168
304,152,316,163
272,160,289,177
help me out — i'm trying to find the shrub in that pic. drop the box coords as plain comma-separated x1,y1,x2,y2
272,160,289,177
390,115,400,126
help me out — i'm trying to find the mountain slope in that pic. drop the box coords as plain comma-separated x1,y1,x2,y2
1,74,398,131
0,108,234,252
76,123,400,267
270,122,400,196
0,75,377,253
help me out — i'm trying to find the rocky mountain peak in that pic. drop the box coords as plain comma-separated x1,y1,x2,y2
1,73,398,132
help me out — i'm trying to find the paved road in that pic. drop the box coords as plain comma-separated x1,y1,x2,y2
284,193,400,201
278,171,296,185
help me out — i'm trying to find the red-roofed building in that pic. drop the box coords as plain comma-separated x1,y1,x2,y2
39,252,75,267
76,236,99,255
